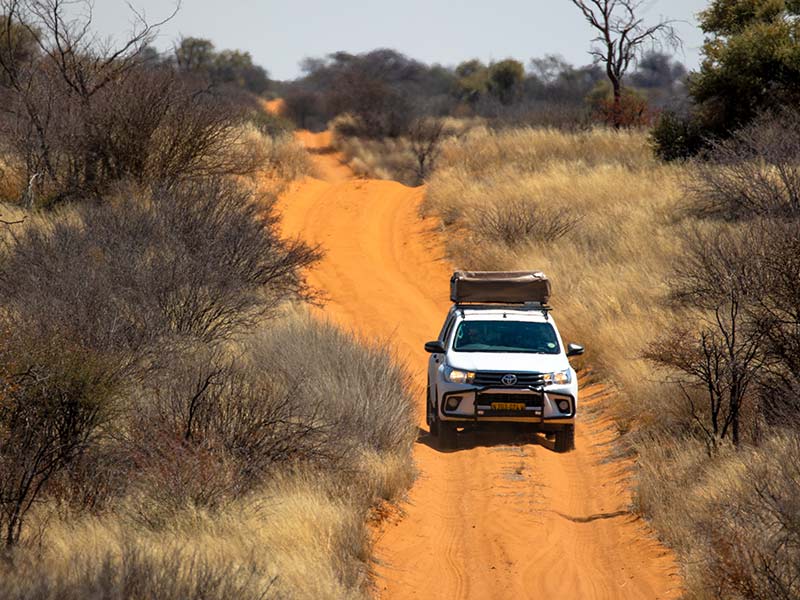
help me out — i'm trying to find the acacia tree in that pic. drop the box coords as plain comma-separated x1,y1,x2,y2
646,228,767,449
570,0,679,126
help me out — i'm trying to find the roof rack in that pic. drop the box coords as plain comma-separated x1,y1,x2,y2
455,301,552,319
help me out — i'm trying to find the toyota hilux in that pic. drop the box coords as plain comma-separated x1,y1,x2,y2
425,271,584,451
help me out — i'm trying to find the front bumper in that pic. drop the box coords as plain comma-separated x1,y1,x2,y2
436,382,577,424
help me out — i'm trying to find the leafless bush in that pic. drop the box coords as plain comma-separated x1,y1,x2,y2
0,327,117,549
688,109,800,220
472,198,581,246
646,227,768,448
0,181,320,542
123,352,340,521
0,179,320,357
408,117,446,184
647,220,800,447
0,1,261,205
700,435,800,600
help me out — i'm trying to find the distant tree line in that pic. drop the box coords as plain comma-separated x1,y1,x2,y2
277,48,688,135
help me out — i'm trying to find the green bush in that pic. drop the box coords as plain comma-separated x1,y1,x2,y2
650,111,706,161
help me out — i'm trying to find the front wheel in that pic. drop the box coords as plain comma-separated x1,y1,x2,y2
554,425,575,453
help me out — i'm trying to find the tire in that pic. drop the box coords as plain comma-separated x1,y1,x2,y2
438,423,457,450
427,386,439,436
555,425,575,453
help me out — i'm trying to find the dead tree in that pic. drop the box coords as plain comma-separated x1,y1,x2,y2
570,0,679,127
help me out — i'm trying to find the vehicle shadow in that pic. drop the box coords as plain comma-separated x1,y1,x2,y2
416,426,557,453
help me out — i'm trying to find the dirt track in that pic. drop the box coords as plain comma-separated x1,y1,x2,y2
277,130,682,599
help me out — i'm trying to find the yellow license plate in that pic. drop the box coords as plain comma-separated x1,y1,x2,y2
491,402,525,411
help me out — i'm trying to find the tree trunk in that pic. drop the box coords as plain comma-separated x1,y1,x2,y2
612,79,622,129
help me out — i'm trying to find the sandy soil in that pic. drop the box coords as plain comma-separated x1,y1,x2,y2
277,131,682,600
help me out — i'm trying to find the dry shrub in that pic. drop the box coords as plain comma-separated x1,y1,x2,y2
0,4,268,206
0,329,119,548
636,434,800,600
472,198,581,245
331,115,479,185
0,179,320,353
688,110,800,220
0,312,417,599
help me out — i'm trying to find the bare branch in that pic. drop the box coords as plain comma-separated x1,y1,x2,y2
0,214,26,225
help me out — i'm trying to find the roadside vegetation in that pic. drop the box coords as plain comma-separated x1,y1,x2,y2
0,2,415,598
422,106,800,600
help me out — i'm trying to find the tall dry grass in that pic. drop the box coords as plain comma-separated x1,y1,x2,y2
0,312,417,600
422,125,800,599
0,156,24,203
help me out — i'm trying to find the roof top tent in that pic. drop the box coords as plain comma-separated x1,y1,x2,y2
450,271,552,306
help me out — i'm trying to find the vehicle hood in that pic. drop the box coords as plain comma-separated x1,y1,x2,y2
446,351,569,373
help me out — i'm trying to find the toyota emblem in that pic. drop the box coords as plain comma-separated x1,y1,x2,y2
501,374,518,386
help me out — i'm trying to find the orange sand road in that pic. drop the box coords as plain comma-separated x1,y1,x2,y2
277,132,682,600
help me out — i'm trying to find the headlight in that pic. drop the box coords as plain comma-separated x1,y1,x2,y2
542,369,571,385
444,366,475,384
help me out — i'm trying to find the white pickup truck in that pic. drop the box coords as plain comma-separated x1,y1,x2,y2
425,271,584,451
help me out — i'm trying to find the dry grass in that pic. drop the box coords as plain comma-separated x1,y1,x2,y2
5,473,372,599
235,123,311,195
0,311,417,599
0,156,24,203
635,433,800,600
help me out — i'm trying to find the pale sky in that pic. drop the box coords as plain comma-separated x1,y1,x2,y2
89,0,709,80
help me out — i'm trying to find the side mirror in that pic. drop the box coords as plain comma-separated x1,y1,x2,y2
425,340,445,354
566,343,585,357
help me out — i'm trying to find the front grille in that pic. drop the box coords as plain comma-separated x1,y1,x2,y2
473,371,545,387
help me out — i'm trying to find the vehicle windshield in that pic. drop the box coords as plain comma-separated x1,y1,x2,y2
452,320,560,354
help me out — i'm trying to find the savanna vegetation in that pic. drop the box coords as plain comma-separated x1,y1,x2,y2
3,0,798,597
420,103,800,600
0,2,416,598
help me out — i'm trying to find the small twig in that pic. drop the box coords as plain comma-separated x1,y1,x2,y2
0,214,26,226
